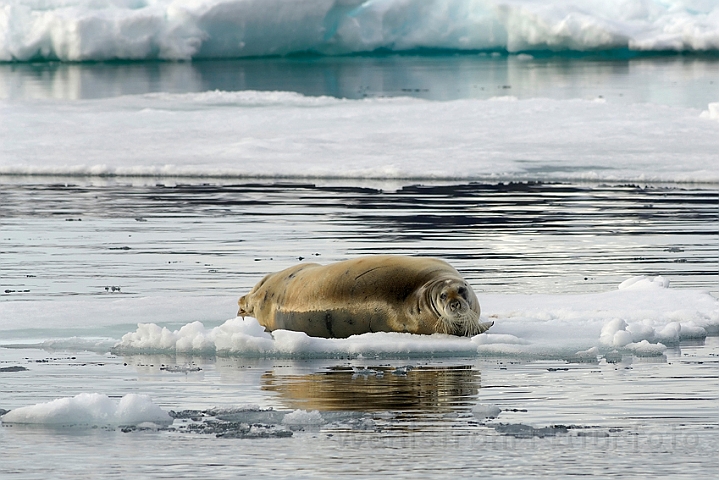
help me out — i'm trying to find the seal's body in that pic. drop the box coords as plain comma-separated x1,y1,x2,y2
238,255,491,338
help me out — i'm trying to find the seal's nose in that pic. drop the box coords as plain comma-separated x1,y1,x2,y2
449,299,461,311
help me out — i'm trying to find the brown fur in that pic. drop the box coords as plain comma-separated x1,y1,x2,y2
238,255,492,338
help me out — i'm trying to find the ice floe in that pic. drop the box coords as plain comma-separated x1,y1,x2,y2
108,276,718,358
0,393,172,427
1,92,718,183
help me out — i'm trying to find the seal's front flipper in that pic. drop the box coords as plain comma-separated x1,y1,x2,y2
238,295,252,318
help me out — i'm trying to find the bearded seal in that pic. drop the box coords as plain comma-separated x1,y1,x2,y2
238,255,492,338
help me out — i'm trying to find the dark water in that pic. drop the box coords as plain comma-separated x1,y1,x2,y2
1,179,717,299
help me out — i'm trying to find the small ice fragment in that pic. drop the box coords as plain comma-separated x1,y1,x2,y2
282,409,324,426
618,276,669,290
564,352,598,364
472,404,501,419
600,319,629,346
391,366,413,376
160,364,202,373
700,102,719,120
624,340,666,356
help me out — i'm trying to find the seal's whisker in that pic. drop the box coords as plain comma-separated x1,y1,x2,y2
440,310,482,336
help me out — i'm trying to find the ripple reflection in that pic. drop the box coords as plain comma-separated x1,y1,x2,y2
262,365,479,413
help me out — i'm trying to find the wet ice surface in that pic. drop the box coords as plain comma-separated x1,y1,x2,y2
1,180,718,478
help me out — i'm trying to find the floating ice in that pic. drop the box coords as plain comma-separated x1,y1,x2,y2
40,337,118,352
282,409,325,426
2,0,719,62
622,340,667,356
107,275,719,358
654,322,682,345
472,333,529,345
600,319,633,348
494,423,569,438
626,322,656,343
599,318,696,355
0,393,172,427
4,275,716,359
571,346,599,361
472,404,502,419
1,92,718,183
618,275,670,290
160,364,202,373
678,322,710,339
116,320,483,357
700,102,719,121
0,295,231,334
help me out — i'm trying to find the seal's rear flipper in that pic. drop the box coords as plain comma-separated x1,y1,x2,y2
478,321,494,333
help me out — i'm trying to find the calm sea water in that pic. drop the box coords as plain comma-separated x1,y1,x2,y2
1,55,718,478
2,54,718,108
2,179,717,298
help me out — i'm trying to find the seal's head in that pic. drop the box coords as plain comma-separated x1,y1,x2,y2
424,277,490,336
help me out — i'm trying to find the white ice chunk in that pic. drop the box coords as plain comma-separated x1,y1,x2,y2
626,321,656,343
618,275,670,290
654,322,681,345
573,346,599,359
0,393,172,427
623,340,667,356
700,102,719,120
471,333,528,345
679,322,707,339
282,409,324,426
600,318,630,347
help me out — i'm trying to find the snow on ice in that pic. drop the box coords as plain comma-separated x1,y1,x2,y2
1,92,718,183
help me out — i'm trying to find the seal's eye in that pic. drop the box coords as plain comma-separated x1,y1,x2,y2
439,292,447,301
457,286,467,297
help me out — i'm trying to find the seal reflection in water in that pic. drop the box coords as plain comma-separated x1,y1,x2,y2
238,255,492,338
262,366,479,412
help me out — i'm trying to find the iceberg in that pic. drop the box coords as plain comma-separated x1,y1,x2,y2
1,0,719,62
